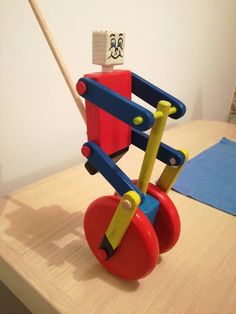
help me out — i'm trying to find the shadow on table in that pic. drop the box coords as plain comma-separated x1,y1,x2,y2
3,195,140,292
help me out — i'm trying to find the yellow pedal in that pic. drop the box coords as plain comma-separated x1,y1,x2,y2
106,191,141,250
157,149,189,192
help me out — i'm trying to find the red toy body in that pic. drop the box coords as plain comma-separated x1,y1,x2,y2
84,70,132,156
26,17,187,281
77,31,188,280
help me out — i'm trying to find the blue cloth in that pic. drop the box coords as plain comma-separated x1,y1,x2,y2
173,138,236,216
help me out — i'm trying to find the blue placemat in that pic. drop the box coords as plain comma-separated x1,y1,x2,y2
173,138,236,216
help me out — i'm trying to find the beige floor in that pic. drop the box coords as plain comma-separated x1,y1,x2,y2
0,281,31,314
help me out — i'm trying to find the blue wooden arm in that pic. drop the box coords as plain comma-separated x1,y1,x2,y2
82,142,145,203
131,129,185,166
132,73,186,119
77,77,154,131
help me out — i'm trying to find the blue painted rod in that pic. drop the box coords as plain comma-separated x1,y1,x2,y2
78,77,155,131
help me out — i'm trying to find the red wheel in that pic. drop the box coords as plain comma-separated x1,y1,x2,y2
147,183,181,254
84,195,159,280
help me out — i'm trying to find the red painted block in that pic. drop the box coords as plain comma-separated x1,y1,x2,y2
84,70,132,156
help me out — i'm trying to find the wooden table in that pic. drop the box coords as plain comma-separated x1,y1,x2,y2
0,120,235,314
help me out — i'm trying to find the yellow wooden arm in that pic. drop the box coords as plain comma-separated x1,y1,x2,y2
106,191,141,250
156,149,189,192
137,101,173,194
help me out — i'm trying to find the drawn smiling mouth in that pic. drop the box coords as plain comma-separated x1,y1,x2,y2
107,52,123,60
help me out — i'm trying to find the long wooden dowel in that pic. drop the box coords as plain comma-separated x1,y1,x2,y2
28,0,86,123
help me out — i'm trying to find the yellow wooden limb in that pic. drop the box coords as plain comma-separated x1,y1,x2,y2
156,149,189,192
137,101,171,194
153,106,176,119
153,111,163,119
105,191,141,250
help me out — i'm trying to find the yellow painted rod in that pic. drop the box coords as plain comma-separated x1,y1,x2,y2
106,191,141,249
137,101,171,194
157,149,189,192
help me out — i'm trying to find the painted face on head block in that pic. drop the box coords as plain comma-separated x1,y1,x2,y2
92,31,125,66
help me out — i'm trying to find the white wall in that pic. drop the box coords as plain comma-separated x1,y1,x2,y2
1,0,236,196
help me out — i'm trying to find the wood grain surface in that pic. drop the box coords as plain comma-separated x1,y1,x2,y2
0,120,235,314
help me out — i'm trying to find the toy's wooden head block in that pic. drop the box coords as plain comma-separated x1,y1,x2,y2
92,31,125,72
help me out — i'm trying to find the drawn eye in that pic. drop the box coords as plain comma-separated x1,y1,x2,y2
118,38,123,49
110,38,116,48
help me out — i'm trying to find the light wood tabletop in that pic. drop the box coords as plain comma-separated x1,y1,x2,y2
0,120,235,314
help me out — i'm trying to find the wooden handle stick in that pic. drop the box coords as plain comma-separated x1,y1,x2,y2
28,0,86,123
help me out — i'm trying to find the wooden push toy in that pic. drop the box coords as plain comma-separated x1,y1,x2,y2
28,1,188,280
